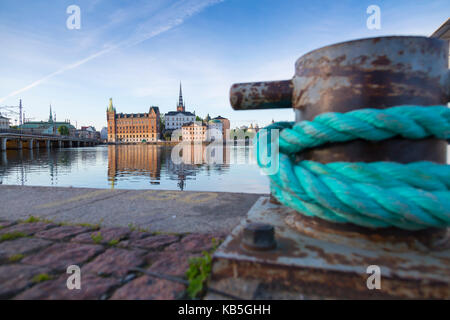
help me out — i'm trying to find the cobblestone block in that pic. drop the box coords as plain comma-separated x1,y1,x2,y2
0,264,51,299
147,251,201,277
110,276,185,300
71,227,131,244
35,225,92,241
117,231,152,248
0,238,52,262
0,222,57,236
128,234,179,250
22,243,104,271
14,274,119,300
165,233,223,253
83,248,146,277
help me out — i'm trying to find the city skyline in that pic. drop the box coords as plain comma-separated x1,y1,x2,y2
0,0,449,131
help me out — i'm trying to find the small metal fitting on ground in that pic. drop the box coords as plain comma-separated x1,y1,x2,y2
242,222,276,251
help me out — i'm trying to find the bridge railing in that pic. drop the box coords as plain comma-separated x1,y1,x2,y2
0,128,99,142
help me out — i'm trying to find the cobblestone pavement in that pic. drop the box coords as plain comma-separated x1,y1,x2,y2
0,218,225,300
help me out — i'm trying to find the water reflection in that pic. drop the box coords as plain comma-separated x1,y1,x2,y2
0,144,268,193
108,144,239,191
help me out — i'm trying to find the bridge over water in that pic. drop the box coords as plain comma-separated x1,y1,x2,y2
0,129,99,151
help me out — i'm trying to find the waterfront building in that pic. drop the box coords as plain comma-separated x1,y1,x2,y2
181,121,207,142
18,106,76,135
165,83,195,131
77,126,100,140
207,119,223,141
0,114,10,129
212,116,230,140
107,98,161,143
247,123,259,134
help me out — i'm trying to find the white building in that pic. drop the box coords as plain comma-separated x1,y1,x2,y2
0,114,10,129
165,111,195,131
207,119,223,142
182,122,207,142
165,83,195,131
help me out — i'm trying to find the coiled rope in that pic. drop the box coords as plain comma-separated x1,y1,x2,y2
255,105,450,230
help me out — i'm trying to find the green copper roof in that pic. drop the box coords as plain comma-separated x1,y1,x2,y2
19,121,75,130
107,98,115,112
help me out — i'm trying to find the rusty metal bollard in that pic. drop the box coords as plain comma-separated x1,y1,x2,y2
206,36,450,299
231,36,450,164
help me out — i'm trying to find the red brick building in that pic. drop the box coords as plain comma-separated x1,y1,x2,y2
107,98,160,143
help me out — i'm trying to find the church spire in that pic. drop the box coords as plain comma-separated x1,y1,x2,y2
49,104,53,123
177,82,185,112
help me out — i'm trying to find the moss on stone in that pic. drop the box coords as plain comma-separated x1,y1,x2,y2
91,231,103,244
32,273,52,283
0,232,27,243
108,239,119,246
8,253,25,262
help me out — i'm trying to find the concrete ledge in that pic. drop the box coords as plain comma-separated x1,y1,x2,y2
0,185,263,234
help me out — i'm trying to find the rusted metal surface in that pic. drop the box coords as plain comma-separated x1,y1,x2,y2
293,36,449,163
230,36,450,163
293,37,449,115
230,80,293,110
208,197,450,299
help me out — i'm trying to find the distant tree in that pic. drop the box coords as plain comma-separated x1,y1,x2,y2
159,114,165,132
164,131,172,141
58,125,70,136
195,116,203,122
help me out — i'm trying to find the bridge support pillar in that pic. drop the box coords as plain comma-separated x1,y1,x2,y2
46,140,51,149
58,140,62,148
29,139,34,149
68,141,72,148
1,138,7,151
18,140,23,150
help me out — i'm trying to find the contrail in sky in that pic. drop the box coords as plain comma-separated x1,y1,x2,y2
0,0,224,104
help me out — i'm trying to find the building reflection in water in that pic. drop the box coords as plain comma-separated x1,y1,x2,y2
108,145,162,187
0,144,263,192
107,144,235,190
0,148,77,186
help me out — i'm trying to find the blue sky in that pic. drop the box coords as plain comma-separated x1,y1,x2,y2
0,0,448,130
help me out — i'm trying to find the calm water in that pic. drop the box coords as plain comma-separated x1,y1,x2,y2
0,144,270,194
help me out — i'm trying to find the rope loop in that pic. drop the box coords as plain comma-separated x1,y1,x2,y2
256,105,450,230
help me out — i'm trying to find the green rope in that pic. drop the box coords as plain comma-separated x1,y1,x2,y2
256,105,450,230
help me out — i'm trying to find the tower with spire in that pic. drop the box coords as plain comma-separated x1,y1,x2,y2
164,82,195,132
177,82,185,112
49,105,53,123
106,98,117,142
